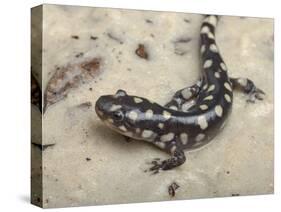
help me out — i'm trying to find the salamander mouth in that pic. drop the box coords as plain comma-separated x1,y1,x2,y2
95,106,104,119
100,118,144,140
102,120,135,138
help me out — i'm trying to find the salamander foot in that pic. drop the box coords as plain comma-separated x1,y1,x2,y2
145,150,186,175
246,87,265,103
230,77,265,103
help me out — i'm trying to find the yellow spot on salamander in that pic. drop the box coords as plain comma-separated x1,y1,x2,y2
199,104,208,110
197,115,208,130
224,82,232,92
207,84,215,92
203,95,213,101
224,94,232,103
163,110,171,120
142,130,154,139
215,105,223,117
160,132,175,142
128,111,138,121
180,133,188,145
134,97,143,103
203,60,213,69
145,109,153,119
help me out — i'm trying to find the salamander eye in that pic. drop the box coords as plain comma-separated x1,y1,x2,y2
113,111,124,121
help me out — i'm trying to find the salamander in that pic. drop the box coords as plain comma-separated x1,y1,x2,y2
95,15,265,174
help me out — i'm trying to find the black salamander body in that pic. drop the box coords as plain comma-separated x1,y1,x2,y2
95,15,265,174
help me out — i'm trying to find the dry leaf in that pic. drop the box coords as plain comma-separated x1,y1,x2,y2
43,57,102,113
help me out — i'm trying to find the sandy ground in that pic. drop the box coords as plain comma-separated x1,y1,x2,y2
31,4,274,208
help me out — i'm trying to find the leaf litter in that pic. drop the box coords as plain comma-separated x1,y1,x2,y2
43,57,102,113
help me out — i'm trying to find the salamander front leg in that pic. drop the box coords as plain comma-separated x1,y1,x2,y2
147,149,186,174
230,77,265,103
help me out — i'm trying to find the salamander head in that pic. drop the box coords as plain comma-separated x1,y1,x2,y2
95,89,154,140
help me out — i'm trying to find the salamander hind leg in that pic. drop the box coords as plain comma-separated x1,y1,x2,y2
230,77,265,103
146,146,186,174
165,82,201,111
